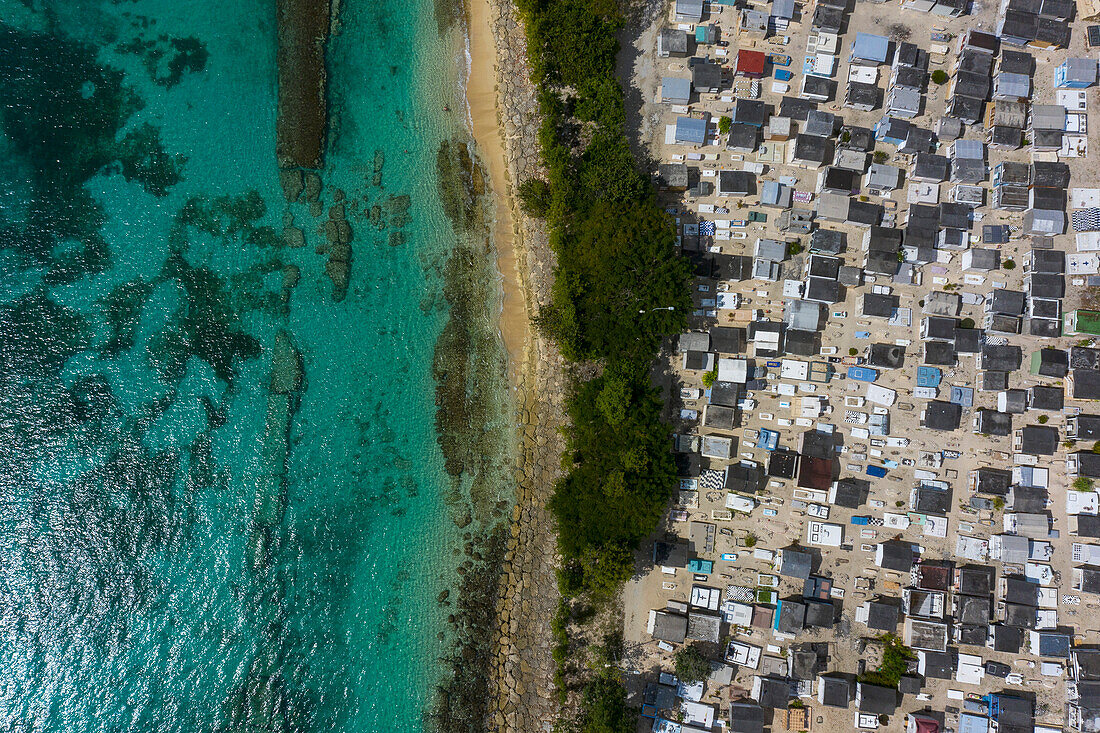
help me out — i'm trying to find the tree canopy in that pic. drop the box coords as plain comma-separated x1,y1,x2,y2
544,200,691,363
550,371,677,560
580,670,636,733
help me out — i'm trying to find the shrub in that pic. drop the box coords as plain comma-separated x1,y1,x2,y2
576,543,634,602
1003,259,1016,270
674,643,711,683
789,241,802,255
1075,476,1095,492
849,347,858,356
873,151,888,163
931,69,948,85
702,369,717,388
580,669,635,733
744,533,758,547
517,177,553,218
557,564,583,596
718,116,731,135
960,318,975,329
517,2,695,709
1037,414,1049,424
1093,440,1100,454
992,497,1005,510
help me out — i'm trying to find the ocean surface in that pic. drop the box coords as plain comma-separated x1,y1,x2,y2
0,0,508,731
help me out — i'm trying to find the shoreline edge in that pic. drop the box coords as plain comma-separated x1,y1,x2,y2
462,0,566,729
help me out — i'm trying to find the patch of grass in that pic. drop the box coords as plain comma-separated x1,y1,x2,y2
858,634,915,689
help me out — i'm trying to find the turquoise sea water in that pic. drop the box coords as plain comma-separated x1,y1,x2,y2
0,0,503,731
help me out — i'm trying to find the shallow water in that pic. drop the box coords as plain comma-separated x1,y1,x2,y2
0,1,507,731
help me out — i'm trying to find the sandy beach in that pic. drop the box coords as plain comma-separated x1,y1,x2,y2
465,0,527,372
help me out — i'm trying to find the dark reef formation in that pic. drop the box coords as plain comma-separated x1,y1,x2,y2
116,32,209,88
427,134,516,733
276,0,330,170
428,526,507,733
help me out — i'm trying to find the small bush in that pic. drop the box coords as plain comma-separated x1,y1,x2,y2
960,318,975,329
1074,476,1095,492
1093,440,1100,454
718,116,732,135
557,565,583,597
580,670,635,733
702,369,717,388
1003,259,1016,270
577,543,634,603
1037,414,1049,424
849,347,858,356
674,643,711,683
517,178,553,218
992,497,1005,510
931,69,948,85
743,533,758,547
873,151,888,163
789,242,803,255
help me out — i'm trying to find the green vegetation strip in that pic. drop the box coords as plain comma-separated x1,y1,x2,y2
513,0,692,728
